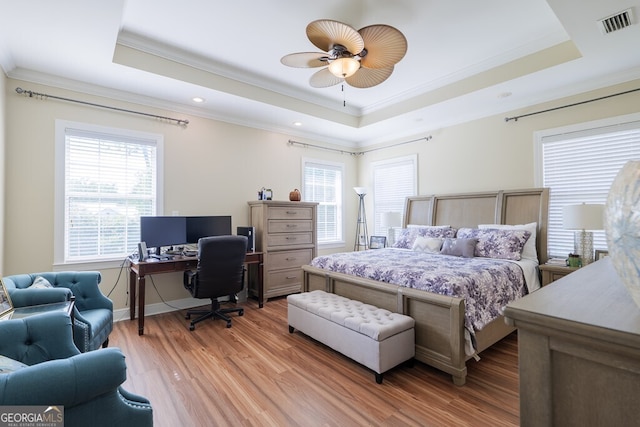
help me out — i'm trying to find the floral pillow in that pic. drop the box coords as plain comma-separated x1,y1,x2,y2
393,226,457,249
456,228,531,261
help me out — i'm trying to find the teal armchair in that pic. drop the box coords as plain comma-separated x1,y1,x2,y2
0,312,152,427
4,271,113,352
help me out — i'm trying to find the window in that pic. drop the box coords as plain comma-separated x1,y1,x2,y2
535,113,640,258
372,155,417,236
302,158,344,246
55,121,163,265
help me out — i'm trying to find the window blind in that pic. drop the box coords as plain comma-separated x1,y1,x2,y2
540,122,640,258
372,155,417,236
64,128,158,262
303,160,344,244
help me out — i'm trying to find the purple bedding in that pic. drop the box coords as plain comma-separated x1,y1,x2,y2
309,248,528,337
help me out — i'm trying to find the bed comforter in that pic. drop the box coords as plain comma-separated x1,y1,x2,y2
310,248,529,338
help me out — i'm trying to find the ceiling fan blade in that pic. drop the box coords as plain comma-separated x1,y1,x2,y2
309,68,343,88
345,66,394,88
306,20,364,54
358,24,407,69
281,52,327,68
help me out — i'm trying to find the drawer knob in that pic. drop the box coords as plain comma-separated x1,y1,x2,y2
286,224,298,228
286,257,297,261
286,276,297,280
286,211,298,214
286,237,297,240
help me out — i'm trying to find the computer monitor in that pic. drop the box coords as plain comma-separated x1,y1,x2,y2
186,216,232,243
140,216,187,253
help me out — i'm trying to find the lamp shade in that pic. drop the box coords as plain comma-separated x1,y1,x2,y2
562,204,604,230
381,212,402,228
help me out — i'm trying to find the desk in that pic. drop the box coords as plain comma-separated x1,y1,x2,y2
128,252,263,335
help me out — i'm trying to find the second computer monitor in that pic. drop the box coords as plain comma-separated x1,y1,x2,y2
186,216,232,243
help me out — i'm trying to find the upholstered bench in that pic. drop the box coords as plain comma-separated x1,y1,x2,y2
287,290,415,383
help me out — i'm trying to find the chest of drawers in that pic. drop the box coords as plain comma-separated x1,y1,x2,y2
249,201,318,303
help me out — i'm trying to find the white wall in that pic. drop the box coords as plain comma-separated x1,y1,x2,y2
0,72,5,275
357,79,640,198
3,79,358,311
3,77,639,312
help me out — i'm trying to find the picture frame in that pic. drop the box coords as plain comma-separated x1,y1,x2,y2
595,249,609,261
369,236,387,249
0,279,14,319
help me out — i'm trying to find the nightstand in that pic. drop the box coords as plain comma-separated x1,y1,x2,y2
539,264,579,286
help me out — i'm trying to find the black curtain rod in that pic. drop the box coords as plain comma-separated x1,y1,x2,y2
288,135,431,155
505,87,640,122
15,87,189,126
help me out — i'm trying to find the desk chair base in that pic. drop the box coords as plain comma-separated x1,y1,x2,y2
186,297,244,330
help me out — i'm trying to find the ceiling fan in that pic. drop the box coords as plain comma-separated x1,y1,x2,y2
281,19,407,89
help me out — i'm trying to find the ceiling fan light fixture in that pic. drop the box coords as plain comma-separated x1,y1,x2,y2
328,57,360,78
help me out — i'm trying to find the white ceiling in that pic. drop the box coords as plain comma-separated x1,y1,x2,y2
1,0,639,147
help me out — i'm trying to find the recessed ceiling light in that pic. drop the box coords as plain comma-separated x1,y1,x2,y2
192,97,205,103
293,121,302,126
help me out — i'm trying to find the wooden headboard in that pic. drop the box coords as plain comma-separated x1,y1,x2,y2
403,188,550,264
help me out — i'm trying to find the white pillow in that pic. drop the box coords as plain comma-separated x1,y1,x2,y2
29,276,53,289
412,236,444,253
478,222,538,262
0,355,28,374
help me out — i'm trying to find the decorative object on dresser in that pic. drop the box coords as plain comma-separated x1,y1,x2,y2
505,257,640,426
605,160,640,310
369,236,386,249
289,188,301,201
249,200,318,306
353,187,369,251
562,202,604,265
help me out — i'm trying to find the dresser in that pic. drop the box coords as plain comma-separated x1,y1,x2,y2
249,200,318,305
504,257,640,427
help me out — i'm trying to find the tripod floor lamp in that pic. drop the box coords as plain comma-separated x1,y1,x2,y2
354,187,369,251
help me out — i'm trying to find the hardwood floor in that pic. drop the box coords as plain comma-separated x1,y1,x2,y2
110,297,519,427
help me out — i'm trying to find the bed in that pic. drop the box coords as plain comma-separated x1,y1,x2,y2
302,188,549,385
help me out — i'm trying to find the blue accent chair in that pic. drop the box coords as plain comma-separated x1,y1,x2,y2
0,312,153,427
4,271,113,352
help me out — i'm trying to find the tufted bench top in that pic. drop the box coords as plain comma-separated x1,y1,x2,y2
287,290,415,341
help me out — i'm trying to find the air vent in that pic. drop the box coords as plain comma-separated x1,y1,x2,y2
598,9,634,34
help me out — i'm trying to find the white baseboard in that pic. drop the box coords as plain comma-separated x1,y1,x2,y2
112,288,249,323
112,297,204,323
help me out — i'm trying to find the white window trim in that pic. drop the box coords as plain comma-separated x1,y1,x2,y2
534,112,640,186
54,120,164,270
371,154,418,236
301,157,345,248
534,111,640,258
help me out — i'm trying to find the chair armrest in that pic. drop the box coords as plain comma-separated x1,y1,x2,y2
55,271,113,312
0,348,127,407
0,312,80,364
8,287,72,308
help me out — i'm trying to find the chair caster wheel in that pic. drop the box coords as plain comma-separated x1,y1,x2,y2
239,309,244,316
226,322,232,328
189,324,195,331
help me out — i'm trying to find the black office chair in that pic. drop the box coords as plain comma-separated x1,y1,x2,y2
183,235,248,330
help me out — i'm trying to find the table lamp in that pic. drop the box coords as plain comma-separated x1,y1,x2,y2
562,203,604,265
381,212,402,247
